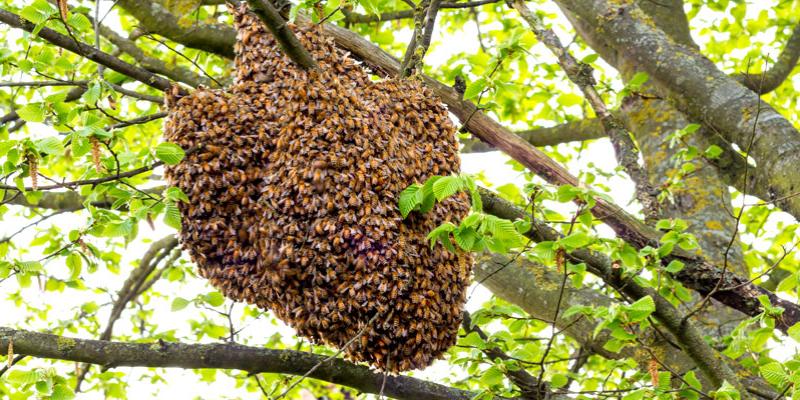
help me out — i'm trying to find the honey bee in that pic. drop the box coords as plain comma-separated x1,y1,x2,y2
165,7,473,374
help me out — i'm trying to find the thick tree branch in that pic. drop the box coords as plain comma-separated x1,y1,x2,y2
75,235,180,391
480,189,748,394
462,313,551,399
461,118,605,152
114,0,235,58
342,0,501,24
43,0,215,88
97,22,215,88
0,327,489,400
0,8,184,94
243,0,319,70
554,0,800,222
734,23,800,94
511,0,660,223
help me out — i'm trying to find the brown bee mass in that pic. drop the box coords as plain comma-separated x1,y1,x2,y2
164,3,473,372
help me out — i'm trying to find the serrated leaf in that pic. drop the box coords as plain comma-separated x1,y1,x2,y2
17,103,46,123
17,260,43,274
35,137,65,155
453,227,477,251
432,175,464,201
759,362,788,387
66,13,92,31
51,384,75,400
559,231,592,249
154,142,185,165
164,201,182,230
165,187,189,203
6,369,42,386
626,296,655,321
464,77,488,100
398,184,422,218
102,219,134,237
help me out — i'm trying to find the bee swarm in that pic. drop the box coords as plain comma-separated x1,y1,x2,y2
164,3,473,372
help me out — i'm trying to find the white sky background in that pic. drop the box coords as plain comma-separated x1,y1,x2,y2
1,0,799,398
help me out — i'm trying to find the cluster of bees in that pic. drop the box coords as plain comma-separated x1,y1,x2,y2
163,3,473,372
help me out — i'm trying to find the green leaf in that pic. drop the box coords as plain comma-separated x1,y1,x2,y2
66,13,92,31
626,296,655,321
787,322,800,342
464,77,488,100
154,142,185,165
35,137,65,155
758,362,788,387
50,384,76,400
460,331,484,348
683,371,702,389
427,222,456,249
550,373,568,389
20,0,55,24
81,82,102,104
102,219,135,238
65,252,82,281
398,184,422,218
164,201,182,230
480,366,504,387
171,297,190,311
204,292,225,307
432,175,464,201
453,227,477,251
17,103,46,123
559,231,592,249
704,144,723,159
664,259,685,273
628,72,649,87
558,93,583,107
622,389,646,400
6,369,41,386
165,187,189,203
419,176,440,213
581,53,599,63
711,381,741,400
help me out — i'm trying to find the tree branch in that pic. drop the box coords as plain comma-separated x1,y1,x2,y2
553,0,800,222
243,0,318,70
479,188,749,395
0,327,491,400
114,0,235,58
74,235,180,391
511,0,660,223
0,8,184,94
461,118,605,152
462,313,552,399
734,23,800,94
342,0,501,24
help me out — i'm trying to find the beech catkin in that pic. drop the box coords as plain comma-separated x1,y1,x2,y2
89,136,102,173
27,154,38,191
